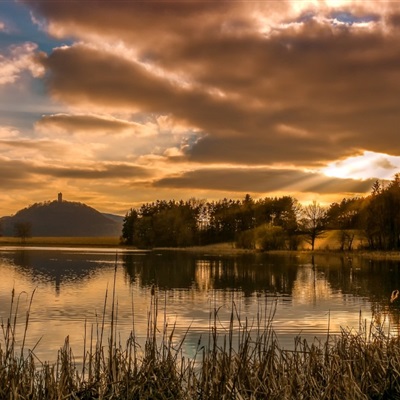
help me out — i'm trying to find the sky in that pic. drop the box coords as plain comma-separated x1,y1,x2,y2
1,0,400,217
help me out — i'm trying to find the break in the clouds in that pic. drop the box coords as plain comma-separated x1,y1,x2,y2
2,0,400,215
0,42,43,85
323,151,400,180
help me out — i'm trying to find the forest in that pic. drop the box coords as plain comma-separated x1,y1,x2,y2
121,174,400,251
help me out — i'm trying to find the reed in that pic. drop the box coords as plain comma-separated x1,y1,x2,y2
1,285,400,399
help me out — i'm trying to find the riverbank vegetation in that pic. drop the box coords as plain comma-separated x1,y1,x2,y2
122,174,400,252
1,287,400,399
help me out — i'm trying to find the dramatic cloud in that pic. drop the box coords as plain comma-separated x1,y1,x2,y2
154,168,374,195
28,1,400,167
323,151,400,180
2,0,400,215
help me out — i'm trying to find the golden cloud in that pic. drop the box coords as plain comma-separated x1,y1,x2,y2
0,42,43,85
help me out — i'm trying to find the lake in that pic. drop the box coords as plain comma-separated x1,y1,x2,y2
0,246,399,364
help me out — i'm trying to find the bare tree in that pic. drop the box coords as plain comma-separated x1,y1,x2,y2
14,222,32,244
300,201,327,251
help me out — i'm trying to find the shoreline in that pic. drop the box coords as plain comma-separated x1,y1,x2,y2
157,245,400,260
0,237,399,260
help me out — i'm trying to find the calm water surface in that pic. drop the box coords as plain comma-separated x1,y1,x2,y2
0,247,399,363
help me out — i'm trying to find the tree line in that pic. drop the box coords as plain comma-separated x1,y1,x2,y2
122,174,400,251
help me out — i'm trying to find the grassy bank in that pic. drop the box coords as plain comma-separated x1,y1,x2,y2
1,285,400,399
0,236,121,247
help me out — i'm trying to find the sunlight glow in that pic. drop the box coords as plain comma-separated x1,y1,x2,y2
322,151,400,180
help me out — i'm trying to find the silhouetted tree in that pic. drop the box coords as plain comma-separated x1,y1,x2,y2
327,197,365,251
121,209,138,245
121,199,205,248
300,201,327,251
205,198,241,243
364,175,400,250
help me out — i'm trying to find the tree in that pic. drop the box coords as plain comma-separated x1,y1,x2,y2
364,174,400,250
14,221,32,244
121,209,138,245
300,201,327,251
256,225,286,251
205,198,241,243
326,197,365,251
121,199,205,248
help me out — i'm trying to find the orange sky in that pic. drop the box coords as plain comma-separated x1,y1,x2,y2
1,0,400,216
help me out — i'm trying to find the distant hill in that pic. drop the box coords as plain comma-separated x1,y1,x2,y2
0,200,124,237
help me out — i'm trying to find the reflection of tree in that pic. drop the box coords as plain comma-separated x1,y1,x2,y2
325,257,400,303
121,252,299,297
6,249,400,329
306,255,400,333
291,255,335,306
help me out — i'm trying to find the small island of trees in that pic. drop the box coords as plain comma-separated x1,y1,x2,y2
122,174,400,251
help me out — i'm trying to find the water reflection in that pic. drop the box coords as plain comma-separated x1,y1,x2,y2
0,248,399,363
1,249,104,296
122,251,299,296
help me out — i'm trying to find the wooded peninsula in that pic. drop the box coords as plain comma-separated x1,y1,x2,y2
122,175,400,252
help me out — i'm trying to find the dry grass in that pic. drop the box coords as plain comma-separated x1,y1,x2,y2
0,236,121,247
1,272,400,399
156,242,253,254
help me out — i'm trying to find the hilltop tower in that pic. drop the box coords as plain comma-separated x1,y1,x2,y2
58,192,63,202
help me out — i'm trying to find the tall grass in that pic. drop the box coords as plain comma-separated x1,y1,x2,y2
1,282,400,399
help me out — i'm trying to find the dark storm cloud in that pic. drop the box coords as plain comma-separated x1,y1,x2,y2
154,168,375,195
